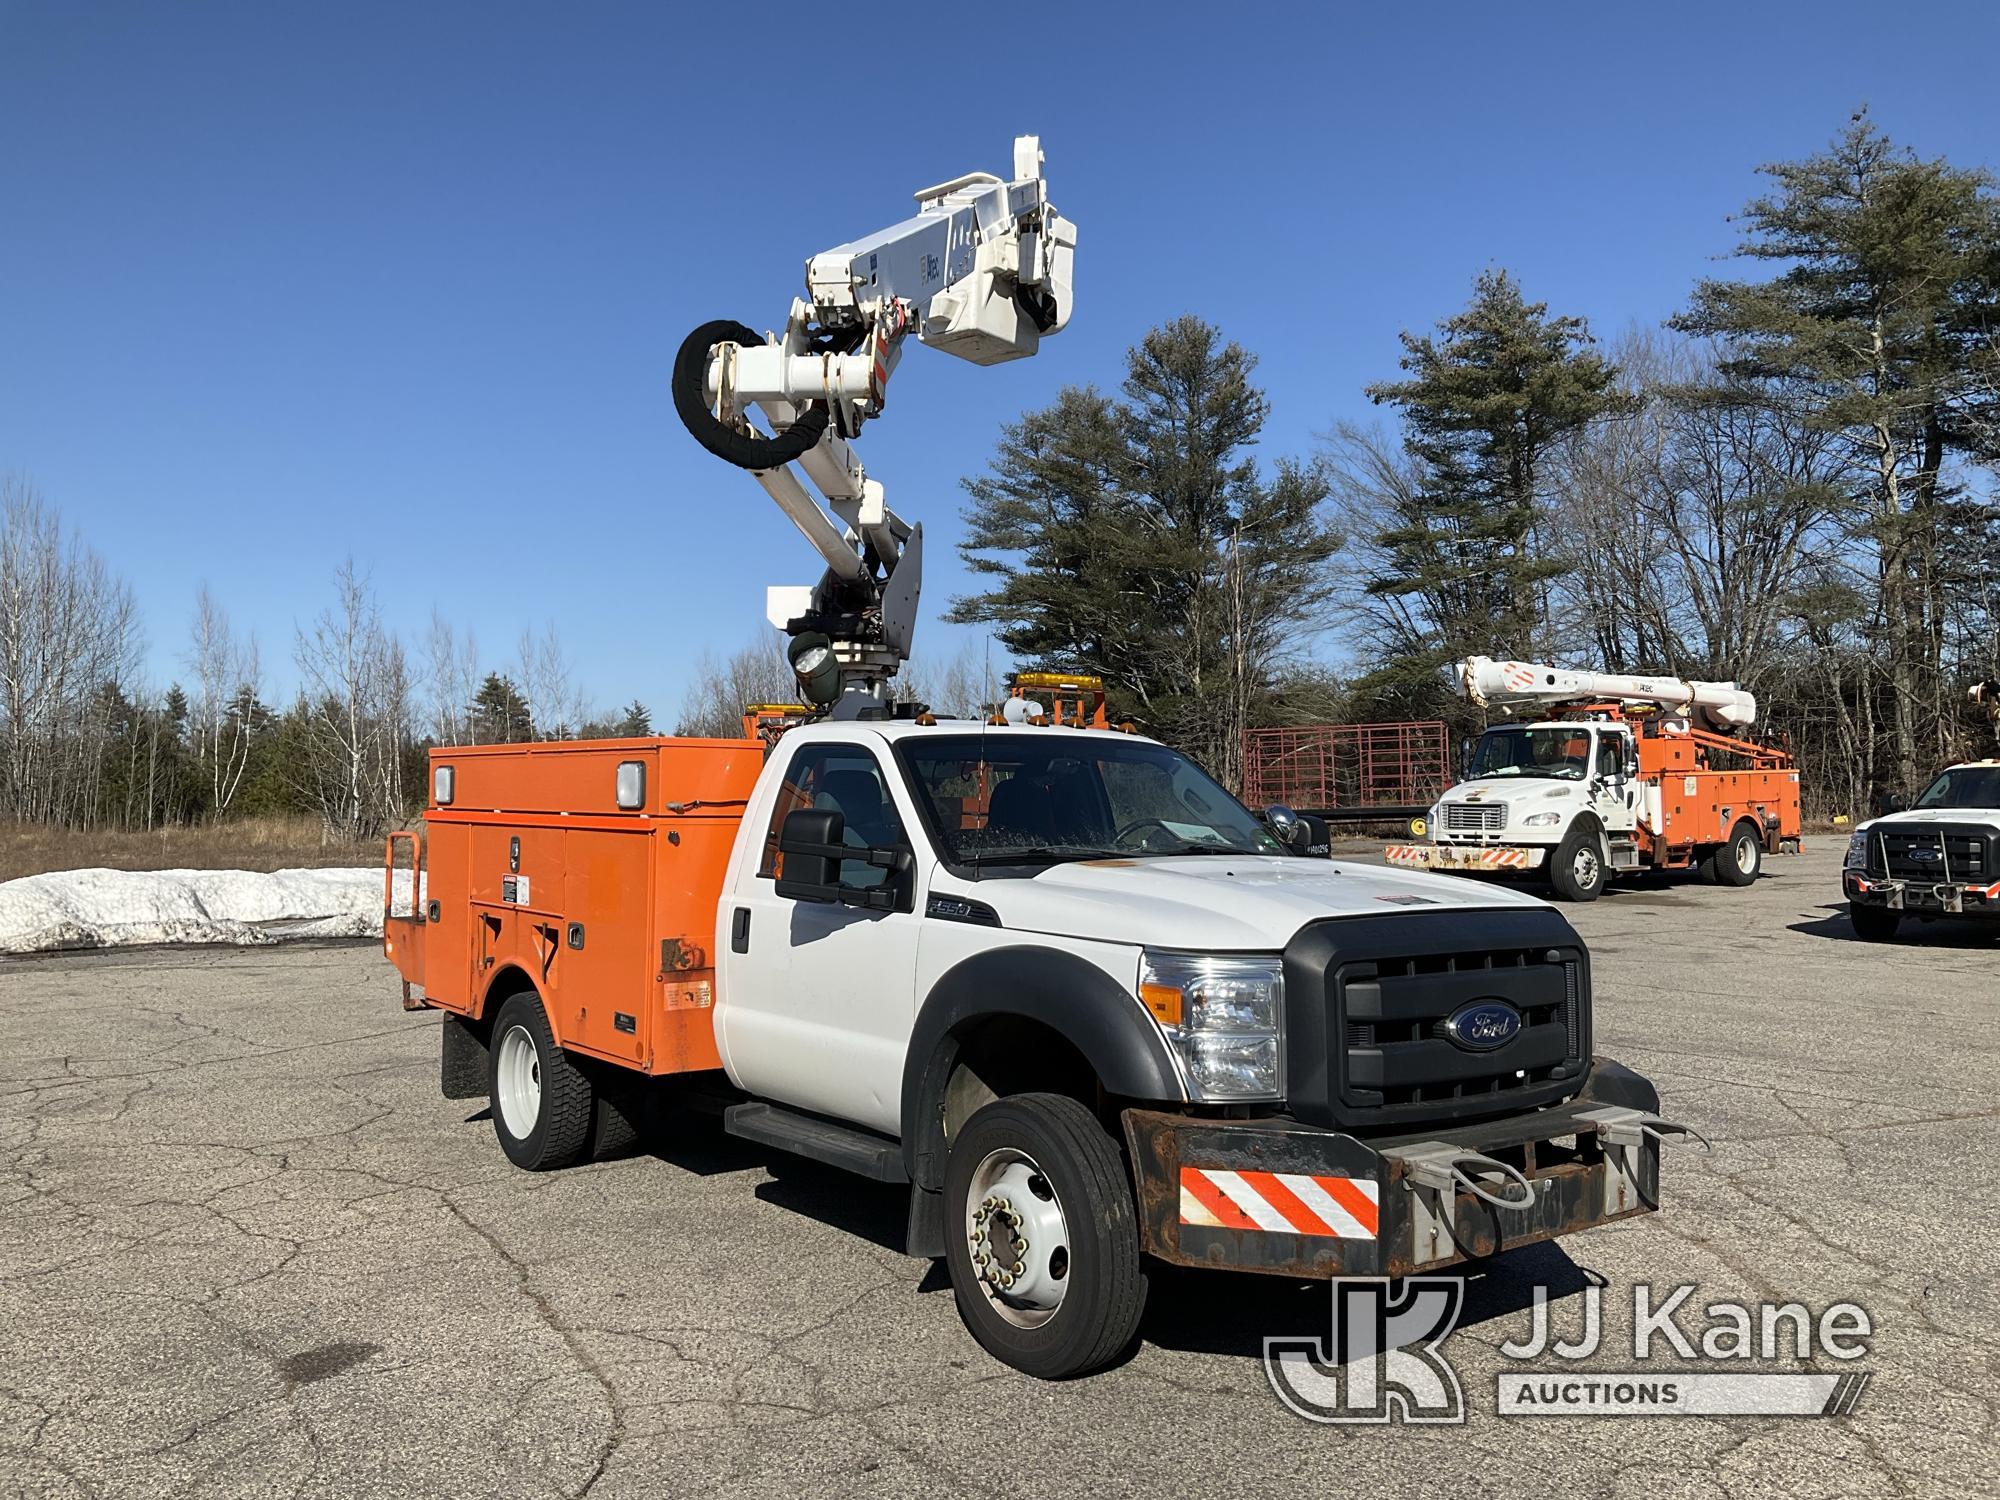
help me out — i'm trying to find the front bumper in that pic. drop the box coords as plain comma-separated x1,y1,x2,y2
1845,869,2000,918
1384,842,1548,873
1123,1061,1668,1278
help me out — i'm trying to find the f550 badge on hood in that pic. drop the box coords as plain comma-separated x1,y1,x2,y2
1443,1000,1522,1051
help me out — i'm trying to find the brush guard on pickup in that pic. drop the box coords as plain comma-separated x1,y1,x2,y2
1123,1073,1697,1279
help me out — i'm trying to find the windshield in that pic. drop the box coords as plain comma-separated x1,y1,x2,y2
1468,726,1595,781
897,735,1286,867
1913,766,2000,810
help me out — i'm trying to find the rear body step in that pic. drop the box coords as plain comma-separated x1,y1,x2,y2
724,1100,908,1183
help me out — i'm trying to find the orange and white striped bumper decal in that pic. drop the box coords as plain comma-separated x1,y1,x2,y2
1179,1167,1380,1239
1384,844,1532,869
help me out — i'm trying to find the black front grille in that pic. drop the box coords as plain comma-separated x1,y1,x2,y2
1284,910,1591,1130
1873,825,1994,883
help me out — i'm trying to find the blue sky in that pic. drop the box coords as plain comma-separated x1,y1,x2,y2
4,2,1997,722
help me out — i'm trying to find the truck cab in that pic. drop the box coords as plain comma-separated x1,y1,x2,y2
1844,759,2000,941
387,719,1680,1377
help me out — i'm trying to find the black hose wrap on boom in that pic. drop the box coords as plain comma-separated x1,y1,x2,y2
672,319,830,471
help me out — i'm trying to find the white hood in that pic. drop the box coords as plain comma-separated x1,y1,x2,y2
959,855,1550,951
1858,807,2000,835
1441,780,1583,812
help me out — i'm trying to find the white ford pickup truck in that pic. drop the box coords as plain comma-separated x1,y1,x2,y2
388,718,1683,1377
1843,759,2000,940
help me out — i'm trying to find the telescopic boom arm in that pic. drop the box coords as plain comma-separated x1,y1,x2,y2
1458,656,1759,733
672,137,1077,716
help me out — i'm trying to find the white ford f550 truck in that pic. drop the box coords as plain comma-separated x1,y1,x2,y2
385,718,1685,1377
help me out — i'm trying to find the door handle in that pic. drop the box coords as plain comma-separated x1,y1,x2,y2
731,907,751,954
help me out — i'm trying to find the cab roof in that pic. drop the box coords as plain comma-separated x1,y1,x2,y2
782,718,1158,748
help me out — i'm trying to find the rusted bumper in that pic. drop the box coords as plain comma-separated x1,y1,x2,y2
1382,842,1547,873
1123,1066,1663,1279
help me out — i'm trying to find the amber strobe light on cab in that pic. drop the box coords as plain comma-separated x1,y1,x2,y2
1137,950,1285,1101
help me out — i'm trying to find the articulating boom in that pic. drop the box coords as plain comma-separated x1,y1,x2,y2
1459,656,1759,733
672,137,1077,717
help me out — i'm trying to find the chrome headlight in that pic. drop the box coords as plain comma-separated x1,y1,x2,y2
1844,830,1869,869
1521,810,1563,828
1139,950,1284,1101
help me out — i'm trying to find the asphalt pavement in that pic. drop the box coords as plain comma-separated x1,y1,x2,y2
1,842,1993,1498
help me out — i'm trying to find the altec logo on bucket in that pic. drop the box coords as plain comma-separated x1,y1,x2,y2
1266,1280,1875,1424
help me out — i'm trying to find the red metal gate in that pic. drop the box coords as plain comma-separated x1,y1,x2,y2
1242,722,1452,814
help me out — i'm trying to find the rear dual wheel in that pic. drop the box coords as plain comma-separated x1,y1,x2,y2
1699,823,1763,888
489,991,594,1170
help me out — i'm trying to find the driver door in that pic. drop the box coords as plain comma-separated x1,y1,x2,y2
715,740,927,1135
1591,731,1639,831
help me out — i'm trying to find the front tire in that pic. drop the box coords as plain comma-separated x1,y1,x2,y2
943,1093,1146,1379
1715,823,1762,887
1848,903,1901,942
488,990,594,1170
1549,822,1607,902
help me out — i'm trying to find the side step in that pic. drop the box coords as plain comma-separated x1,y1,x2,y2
1608,838,1642,871
723,1101,908,1183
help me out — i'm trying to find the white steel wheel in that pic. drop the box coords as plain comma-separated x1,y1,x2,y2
964,1147,1073,1330
1551,821,1606,902
495,1024,543,1139
942,1093,1146,1379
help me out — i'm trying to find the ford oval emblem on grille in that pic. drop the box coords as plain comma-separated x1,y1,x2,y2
1443,1000,1522,1051
1907,847,1940,861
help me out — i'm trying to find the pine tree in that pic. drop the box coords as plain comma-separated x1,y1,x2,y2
1673,111,2000,793
1362,269,1623,671
613,700,652,737
952,316,1338,781
467,673,534,744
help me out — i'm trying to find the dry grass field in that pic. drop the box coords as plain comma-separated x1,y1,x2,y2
0,815,378,882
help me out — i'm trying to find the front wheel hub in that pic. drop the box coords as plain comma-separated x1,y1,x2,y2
965,1150,1071,1329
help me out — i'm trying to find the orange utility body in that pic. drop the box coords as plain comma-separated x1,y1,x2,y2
1578,703,1800,867
383,736,764,1077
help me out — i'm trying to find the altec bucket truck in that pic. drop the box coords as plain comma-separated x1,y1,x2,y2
1387,657,1802,902
381,151,1686,1379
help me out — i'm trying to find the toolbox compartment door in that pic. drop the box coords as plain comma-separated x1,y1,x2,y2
561,828,652,1067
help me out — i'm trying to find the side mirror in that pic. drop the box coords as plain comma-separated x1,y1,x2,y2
773,807,913,909
1881,792,1910,815
1459,736,1474,778
774,809,843,900
1265,804,1304,848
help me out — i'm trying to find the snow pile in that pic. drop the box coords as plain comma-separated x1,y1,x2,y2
0,867,387,954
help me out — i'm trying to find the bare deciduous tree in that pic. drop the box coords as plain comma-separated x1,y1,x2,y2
294,559,408,839
0,476,142,825
674,636,795,738
425,610,480,745
187,584,261,817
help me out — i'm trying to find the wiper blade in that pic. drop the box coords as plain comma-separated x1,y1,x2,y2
962,846,1125,866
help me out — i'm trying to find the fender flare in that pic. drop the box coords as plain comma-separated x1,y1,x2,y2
900,944,1183,1188
476,963,540,1026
